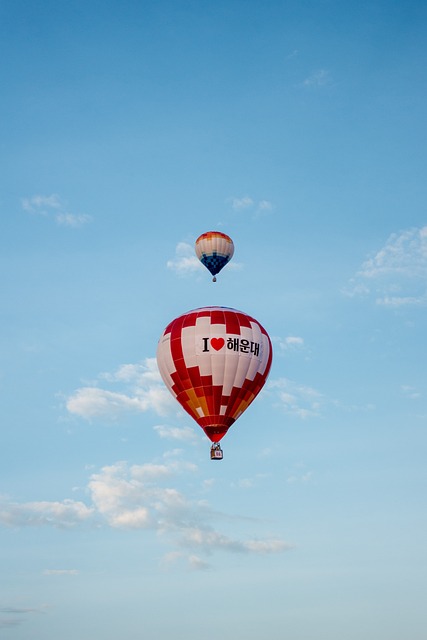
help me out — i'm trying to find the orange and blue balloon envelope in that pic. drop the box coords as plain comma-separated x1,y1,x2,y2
156,306,273,443
195,231,234,281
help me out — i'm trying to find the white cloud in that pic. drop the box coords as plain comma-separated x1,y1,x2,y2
179,527,292,555
243,539,292,553
66,358,175,420
22,193,92,227
101,359,161,384
345,225,427,306
229,196,254,211
0,460,291,566
287,471,313,485
286,49,299,60
56,213,92,227
160,550,185,569
188,554,211,571
129,462,175,480
227,196,274,217
86,460,198,532
233,472,270,490
21,194,62,213
273,335,305,353
238,478,254,489
401,385,422,400
67,388,145,418
166,242,203,275
376,294,427,307
43,569,79,576
268,377,323,418
160,551,211,571
0,498,93,528
154,424,198,442
284,336,304,346
257,199,274,214
302,69,331,87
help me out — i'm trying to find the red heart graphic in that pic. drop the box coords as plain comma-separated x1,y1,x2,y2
210,338,225,351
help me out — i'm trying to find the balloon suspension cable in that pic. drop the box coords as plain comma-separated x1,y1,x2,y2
212,276,217,282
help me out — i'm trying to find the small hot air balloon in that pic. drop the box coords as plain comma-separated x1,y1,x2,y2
156,306,272,459
195,231,234,282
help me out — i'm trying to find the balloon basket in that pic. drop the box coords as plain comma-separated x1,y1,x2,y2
210,444,223,460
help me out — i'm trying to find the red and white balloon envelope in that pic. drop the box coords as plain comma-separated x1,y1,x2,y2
156,307,272,457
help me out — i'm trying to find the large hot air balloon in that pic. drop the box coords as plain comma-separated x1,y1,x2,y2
156,306,272,459
195,231,234,282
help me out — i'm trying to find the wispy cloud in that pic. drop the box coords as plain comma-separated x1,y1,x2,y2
401,385,422,400
286,469,313,485
22,193,92,227
0,460,292,568
268,377,323,418
22,194,62,213
160,551,211,571
269,377,376,418
286,49,299,60
227,196,274,217
257,199,274,214
272,335,305,353
229,196,254,211
66,358,175,420
43,569,79,576
56,213,92,227
153,424,198,442
302,68,331,87
179,527,290,555
232,472,271,490
166,242,204,275
344,225,427,307
0,498,93,528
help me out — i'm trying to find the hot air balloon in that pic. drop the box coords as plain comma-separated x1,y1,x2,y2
156,306,272,459
195,231,234,282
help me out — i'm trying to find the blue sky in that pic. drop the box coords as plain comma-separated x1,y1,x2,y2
1,0,427,637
